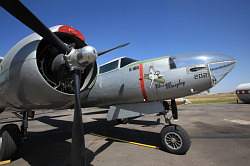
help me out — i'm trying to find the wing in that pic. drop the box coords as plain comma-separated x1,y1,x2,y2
107,101,165,121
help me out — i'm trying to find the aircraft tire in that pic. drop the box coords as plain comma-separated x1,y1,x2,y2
160,124,191,155
0,124,21,161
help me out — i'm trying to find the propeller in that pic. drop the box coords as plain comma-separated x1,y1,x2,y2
0,0,71,54
72,69,85,166
1,1,129,165
98,42,130,56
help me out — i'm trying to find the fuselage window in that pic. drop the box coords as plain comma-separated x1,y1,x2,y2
189,66,206,72
99,60,119,74
169,57,177,69
120,58,137,68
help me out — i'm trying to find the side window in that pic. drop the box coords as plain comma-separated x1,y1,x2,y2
169,57,177,69
120,58,137,68
99,60,119,74
189,66,206,72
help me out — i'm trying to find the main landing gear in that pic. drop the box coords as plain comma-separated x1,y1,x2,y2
159,99,191,155
0,111,32,160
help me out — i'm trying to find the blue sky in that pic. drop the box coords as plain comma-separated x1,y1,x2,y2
0,0,249,92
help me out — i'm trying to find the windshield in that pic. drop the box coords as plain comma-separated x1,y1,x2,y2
120,57,137,68
99,60,119,74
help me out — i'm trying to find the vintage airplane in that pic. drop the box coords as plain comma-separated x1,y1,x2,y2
236,83,250,103
0,0,236,165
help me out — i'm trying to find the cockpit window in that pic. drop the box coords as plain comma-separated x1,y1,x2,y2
120,57,137,68
169,57,177,69
99,60,119,74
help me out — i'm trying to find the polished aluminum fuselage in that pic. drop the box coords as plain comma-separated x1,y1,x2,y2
85,57,212,107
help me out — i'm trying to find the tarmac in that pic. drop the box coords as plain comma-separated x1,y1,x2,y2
0,103,250,166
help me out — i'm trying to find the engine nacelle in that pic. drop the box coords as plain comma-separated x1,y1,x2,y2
0,25,97,110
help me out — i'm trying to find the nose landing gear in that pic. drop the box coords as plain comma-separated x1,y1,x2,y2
159,99,191,155
160,124,191,155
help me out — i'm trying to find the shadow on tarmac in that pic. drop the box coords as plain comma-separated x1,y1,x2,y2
16,115,161,166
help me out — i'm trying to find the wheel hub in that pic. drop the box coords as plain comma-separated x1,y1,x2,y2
164,132,183,150
171,137,177,143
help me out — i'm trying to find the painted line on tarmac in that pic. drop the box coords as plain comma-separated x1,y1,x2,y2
90,133,159,149
224,119,250,125
0,160,11,165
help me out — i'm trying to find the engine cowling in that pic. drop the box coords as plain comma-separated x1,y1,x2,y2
0,25,97,110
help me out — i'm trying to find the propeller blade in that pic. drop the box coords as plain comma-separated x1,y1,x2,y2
71,70,86,166
0,0,71,53
98,42,130,56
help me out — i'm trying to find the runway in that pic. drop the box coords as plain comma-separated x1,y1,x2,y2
1,103,250,166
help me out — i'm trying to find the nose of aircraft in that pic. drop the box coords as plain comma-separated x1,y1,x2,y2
207,55,236,86
172,53,236,87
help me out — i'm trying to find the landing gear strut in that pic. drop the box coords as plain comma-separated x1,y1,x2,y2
21,111,28,139
159,99,191,155
0,111,31,160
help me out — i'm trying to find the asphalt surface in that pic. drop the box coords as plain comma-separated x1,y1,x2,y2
0,103,250,166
